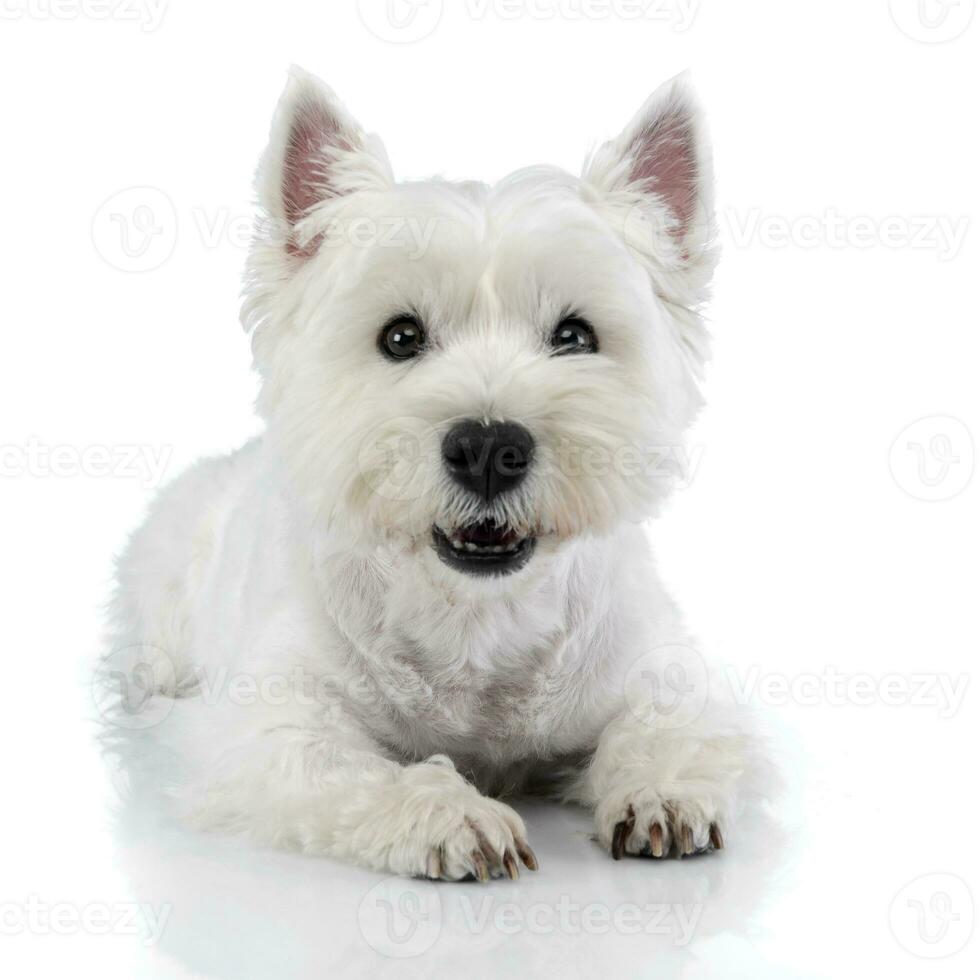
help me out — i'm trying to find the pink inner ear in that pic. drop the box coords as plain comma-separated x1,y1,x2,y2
629,110,697,238
282,97,349,256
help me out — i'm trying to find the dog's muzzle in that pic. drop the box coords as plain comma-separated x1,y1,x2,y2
433,419,536,576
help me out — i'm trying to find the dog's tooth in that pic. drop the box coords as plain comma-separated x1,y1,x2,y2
464,542,478,552
490,546,503,554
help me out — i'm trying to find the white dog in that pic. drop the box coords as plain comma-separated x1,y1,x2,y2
105,67,759,881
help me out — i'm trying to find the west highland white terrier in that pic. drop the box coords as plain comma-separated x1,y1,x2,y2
105,67,760,880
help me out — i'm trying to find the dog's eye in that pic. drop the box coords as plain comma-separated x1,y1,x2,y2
380,317,425,361
550,317,598,356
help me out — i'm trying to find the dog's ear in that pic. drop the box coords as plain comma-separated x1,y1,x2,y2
256,66,392,260
584,73,715,285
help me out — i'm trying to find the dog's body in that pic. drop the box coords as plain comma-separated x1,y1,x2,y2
107,68,756,879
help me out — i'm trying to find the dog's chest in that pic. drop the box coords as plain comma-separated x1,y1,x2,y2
354,621,615,769
325,552,625,767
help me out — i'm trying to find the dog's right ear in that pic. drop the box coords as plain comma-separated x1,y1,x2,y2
583,73,716,294
256,66,393,260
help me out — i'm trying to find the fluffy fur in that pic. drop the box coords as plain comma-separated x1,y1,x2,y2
104,67,760,879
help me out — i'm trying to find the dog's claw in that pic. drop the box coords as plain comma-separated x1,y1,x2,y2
611,805,636,860
709,823,724,851
469,821,499,866
426,848,443,879
649,821,665,858
471,850,490,882
502,850,520,880
680,824,694,856
515,839,538,872
611,822,628,860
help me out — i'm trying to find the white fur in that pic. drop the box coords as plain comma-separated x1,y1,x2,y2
103,67,760,879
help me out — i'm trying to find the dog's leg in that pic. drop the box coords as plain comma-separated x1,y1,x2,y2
566,698,751,860
173,702,537,880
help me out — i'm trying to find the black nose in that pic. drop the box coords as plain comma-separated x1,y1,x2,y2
442,420,534,502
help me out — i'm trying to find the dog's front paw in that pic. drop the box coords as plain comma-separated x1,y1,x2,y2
595,784,727,860
366,759,538,881
423,805,538,883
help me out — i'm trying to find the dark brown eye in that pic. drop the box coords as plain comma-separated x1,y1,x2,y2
550,316,598,356
380,317,425,361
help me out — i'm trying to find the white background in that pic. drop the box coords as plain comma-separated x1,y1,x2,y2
2,1,978,977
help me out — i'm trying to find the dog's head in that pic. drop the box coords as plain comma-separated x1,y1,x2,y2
243,67,717,586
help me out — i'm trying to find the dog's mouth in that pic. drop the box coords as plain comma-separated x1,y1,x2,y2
432,520,536,577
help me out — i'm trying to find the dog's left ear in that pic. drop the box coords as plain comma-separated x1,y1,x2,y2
584,73,715,285
256,66,393,261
